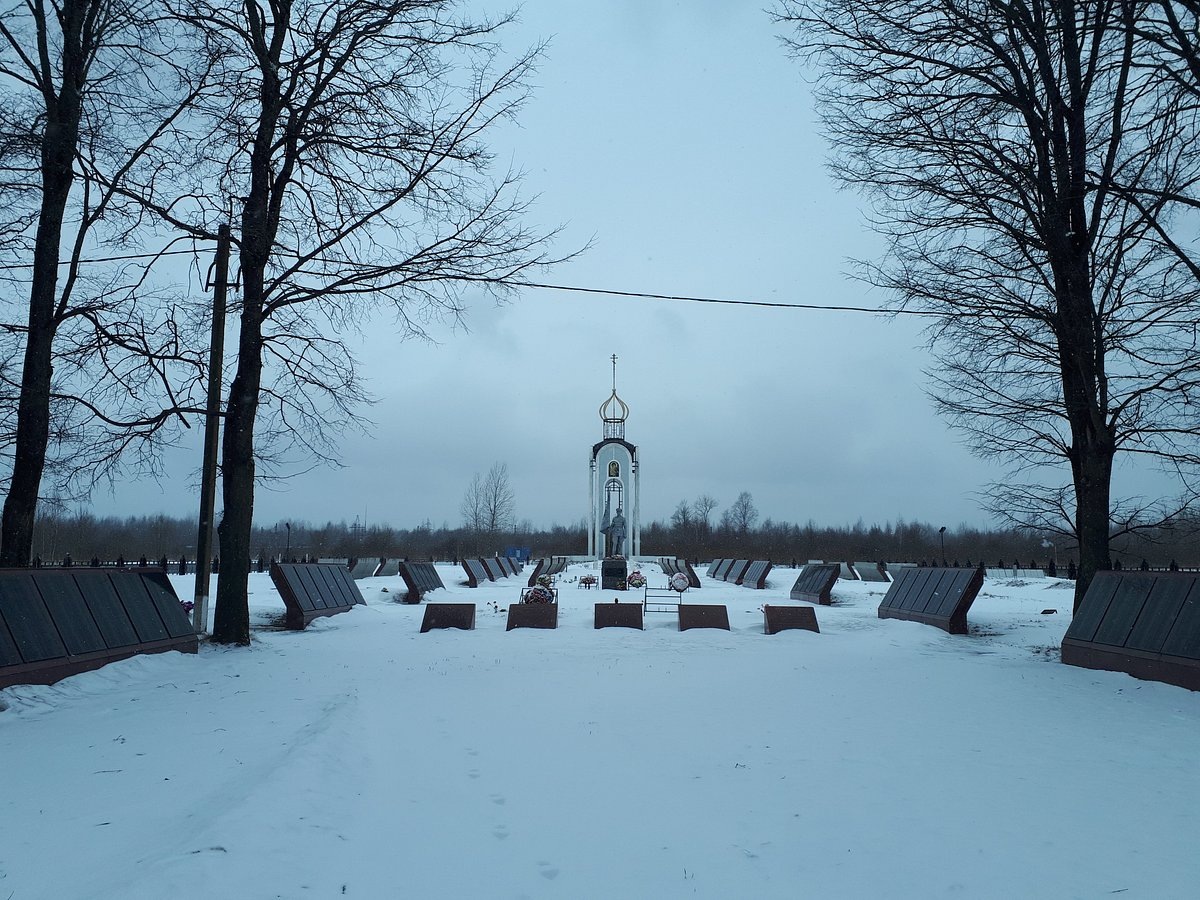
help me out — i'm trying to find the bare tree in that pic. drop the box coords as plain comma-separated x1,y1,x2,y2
723,491,758,534
1139,2,1200,94
143,0,559,643
775,1,1200,610
692,494,718,534
669,500,693,533
1119,3,1200,282
0,0,208,564
460,471,486,532
480,461,515,533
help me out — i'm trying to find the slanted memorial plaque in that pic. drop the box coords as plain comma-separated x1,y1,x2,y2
398,561,445,603
763,605,821,635
481,558,505,581
838,562,859,581
713,559,735,581
661,557,702,588
705,559,726,578
271,562,366,630
725,560,751,584
462,559,490,588
420,603,476,633
853,561,890,583
0,568,198,689
526,558,548,587
506,603,557,630
789,564,841,605
594,602,643,630
877,566,984,635
678,604,730,631
377,558,400,577
1062,571,1200,691
740,560,773,590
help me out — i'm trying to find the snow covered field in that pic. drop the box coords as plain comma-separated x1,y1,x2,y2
2,562,1197,899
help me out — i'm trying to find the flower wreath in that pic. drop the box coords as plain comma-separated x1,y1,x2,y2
536,574,552,587
627,570,647,588
526,585,554,604
670,572,690,592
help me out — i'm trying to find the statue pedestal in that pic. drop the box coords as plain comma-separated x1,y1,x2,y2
601,558,628,590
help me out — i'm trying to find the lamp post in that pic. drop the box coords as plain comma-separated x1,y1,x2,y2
285,522,291,560
939,526,947,566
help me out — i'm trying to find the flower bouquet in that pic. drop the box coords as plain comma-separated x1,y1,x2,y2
580,574,597,587
627,570,647,588
525,584,554,604
536,574,552,587
670,572,690,593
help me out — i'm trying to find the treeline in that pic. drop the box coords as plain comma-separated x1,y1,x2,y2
26,513,586,566
26,510,1199,570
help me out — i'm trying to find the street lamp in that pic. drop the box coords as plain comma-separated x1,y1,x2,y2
285,522,291,560
939,526,947,566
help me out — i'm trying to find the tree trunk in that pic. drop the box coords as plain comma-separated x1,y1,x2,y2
209,16,283,643
211,304,263,644
1071,446,1114,612
1058,253,1114,613
0,114,79,566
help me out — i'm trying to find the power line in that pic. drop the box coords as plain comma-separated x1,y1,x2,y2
0,248,921,316
5,250,1195,327
517,280,935,316
517,281,1200,327
0,248,201,271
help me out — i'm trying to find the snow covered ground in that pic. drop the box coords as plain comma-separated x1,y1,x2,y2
1,562,1197,899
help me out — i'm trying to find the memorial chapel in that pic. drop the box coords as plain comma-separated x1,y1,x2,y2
588,356,641,560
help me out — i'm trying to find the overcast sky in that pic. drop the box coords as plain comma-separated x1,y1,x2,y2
83,0,1172,534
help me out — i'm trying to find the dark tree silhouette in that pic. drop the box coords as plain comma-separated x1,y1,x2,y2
775,1,1200,611
146,0,561,643
0,0,208,564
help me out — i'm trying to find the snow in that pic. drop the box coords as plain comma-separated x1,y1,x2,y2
2,563,1197,899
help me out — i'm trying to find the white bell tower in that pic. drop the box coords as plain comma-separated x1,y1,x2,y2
588,355,640,560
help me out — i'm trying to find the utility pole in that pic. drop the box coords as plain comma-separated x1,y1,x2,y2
193,223,232,633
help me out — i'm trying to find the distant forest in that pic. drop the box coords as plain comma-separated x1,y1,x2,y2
26,510,1199,571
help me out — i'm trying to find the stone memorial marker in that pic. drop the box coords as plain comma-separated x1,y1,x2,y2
420,603,476,633
1062,571,1200,691
678,604,730,631
763,605,820,635
594,601,643,630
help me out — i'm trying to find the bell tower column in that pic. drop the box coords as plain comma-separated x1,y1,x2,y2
633,458,641,557
588,457,596,557
590,353,638,562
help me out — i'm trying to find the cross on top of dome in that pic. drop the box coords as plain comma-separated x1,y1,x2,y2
599,353,628,439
